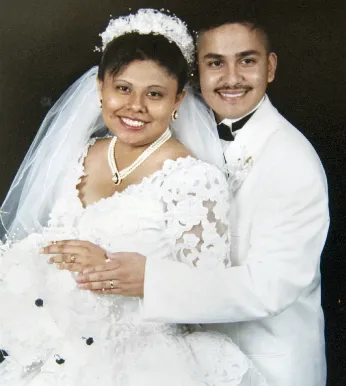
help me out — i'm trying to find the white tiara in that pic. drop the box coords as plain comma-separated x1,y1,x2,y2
99,8,194,64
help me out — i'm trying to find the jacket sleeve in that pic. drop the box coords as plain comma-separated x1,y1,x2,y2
142,149,329,323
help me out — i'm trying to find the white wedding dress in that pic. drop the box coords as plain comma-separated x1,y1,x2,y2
0,140,266,385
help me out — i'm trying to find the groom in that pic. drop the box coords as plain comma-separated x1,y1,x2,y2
79,17,329,385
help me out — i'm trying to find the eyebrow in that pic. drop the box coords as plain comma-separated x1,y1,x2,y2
114,79,167,90
236,50,261,58
202,50,261,61
147,85,167,90
202,53,224,61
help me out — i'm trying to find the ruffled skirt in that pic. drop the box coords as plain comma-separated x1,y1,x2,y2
0,235,266,386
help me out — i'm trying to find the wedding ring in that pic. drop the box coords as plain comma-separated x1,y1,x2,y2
104,253,111,263
110,280,114,289
70,255,76,263
102,288,105,292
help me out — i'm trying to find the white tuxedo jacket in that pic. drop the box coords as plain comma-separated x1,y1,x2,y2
142,97,329,385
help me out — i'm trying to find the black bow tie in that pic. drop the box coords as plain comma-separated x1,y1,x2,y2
217,111,255,141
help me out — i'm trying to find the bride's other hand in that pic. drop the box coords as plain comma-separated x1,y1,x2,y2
40,240,108,273
76,252,146,297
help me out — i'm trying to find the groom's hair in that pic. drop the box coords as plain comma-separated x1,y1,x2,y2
195,14,273,54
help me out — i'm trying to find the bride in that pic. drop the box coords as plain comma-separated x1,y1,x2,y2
0,9,266,385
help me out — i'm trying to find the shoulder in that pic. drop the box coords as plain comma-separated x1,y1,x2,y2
258,125,328,196
259,97,320,157
82,137,110,169
159,156,229,202
155,138,224,176
268,126,325,181
246,100,328,194
262,100,323,168
84,137,109,158
256,104,326,182
152,137,191,164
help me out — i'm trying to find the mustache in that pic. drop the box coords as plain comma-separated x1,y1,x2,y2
215,84,252,92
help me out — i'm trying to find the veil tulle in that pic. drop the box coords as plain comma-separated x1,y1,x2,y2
0,67,224,241
171,86,225,169
0,67,103,240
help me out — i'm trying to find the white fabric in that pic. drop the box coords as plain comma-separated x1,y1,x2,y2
143,97,329,386
220,96,265,154
171,86,226,169
0,71,225,243
221,95,265,126
0,149,266,385
0,67,103,240
100,9,195,65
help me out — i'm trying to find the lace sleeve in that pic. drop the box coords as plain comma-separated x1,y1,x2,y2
161,158,231,269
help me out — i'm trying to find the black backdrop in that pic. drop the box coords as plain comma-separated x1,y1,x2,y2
1,0,345,384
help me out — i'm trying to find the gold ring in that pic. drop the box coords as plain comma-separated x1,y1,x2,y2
70,255,76,263
104,253,111,263
110,280,114,289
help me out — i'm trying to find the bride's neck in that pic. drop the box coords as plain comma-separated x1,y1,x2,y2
113,139,153,169
115,139,150,155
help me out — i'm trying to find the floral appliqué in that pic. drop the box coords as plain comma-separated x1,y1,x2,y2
225,146,254,192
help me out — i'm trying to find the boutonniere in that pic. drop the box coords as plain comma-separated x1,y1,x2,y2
225,147,254,192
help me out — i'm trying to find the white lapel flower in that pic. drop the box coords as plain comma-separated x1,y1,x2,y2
225,146,254,192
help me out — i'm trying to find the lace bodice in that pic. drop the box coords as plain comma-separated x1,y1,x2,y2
48,142,231,270
0,144,232,343
0,142,269,386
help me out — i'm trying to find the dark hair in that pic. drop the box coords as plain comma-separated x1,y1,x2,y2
98,33,188,94
196,13,273,54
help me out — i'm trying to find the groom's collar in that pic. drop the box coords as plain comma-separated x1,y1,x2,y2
223,95,281,166
220,96,266,129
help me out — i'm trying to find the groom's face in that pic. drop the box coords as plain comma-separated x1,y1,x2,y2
197,23,277,121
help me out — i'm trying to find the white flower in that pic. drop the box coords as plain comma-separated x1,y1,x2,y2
182,233,200,249
175,197,207,228
99,9,194,64
226,148,254,192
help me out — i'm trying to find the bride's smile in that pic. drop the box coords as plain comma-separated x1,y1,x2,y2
97,59,185,148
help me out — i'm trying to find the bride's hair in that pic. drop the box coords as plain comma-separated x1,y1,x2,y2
97,32,188,94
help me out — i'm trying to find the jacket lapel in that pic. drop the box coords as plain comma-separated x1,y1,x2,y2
224,96,281,167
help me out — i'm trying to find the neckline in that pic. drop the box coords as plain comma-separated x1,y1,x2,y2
74,143,197,211
220,95,265,126
108,128,171,186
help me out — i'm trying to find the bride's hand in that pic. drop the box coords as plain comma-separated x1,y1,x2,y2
40,240,108,273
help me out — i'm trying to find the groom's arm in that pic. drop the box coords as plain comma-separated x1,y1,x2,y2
142,154,329,323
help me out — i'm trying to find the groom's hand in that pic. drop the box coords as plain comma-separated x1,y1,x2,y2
76,252,146,297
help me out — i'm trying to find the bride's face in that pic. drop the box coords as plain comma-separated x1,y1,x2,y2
98,60,184,147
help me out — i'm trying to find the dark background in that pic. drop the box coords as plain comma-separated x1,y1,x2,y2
0,0,345,384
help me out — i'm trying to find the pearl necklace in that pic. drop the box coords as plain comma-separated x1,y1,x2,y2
107,128,172,185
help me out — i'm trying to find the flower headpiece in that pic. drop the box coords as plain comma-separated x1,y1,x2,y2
99,8,194,64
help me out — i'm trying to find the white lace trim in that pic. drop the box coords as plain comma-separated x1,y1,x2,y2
0,140,268,385
50,140,231,269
